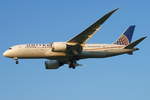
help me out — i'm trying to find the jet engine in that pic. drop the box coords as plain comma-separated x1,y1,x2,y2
51,42,67,52
44,60,62,69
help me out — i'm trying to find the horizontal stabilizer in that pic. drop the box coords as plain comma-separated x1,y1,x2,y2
124,36,147,49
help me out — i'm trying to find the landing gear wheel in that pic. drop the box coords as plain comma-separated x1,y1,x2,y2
69,64,75,69
72,66,75,69
69,60,76,69
14,57,19,64
69,64,76,69
16,60,19,64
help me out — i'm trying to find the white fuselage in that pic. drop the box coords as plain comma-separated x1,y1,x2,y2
3,43,135,60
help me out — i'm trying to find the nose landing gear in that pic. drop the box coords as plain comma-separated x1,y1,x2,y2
15,60,19,64
13,57,19,64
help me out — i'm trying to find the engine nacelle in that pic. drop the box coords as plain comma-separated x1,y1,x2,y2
52,42,67,52
44,60,62,69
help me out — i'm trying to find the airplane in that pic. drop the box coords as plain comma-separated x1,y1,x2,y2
3,8,147,69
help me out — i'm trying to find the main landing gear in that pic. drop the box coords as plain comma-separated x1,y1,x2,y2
69,60,77,69
68,60,81,69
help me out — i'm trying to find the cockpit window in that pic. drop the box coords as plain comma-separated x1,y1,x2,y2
9,48,12,50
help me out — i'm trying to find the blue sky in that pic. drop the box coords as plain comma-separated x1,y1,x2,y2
0,0,150,100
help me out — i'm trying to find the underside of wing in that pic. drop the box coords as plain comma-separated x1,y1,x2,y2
67,8,118,44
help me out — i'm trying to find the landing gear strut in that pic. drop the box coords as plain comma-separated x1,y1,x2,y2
69,61,82,69
69,60,78,69
16,60,19,64
14,57,19,64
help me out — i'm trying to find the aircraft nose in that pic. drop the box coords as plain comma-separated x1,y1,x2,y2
3,51,9,57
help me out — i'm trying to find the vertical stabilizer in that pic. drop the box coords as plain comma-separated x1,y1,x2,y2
114,25,135,45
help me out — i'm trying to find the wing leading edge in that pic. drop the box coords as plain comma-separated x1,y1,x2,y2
67,8,119,44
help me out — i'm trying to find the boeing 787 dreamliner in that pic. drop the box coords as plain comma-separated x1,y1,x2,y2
3,8,146,69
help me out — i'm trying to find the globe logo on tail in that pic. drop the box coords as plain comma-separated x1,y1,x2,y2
116,34,129,45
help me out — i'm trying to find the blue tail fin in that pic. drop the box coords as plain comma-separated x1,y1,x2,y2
114,25,135,45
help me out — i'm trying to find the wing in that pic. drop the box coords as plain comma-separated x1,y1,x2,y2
67,8,118,44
